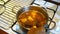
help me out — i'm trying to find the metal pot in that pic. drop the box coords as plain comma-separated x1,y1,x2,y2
16,5,56,34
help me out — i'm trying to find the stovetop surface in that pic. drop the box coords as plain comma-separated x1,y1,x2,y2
0,0,60,34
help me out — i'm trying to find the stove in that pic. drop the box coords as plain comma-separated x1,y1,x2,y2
0,0,60,34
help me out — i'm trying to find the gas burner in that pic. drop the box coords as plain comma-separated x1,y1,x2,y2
0,4,5,15
0,0,11,15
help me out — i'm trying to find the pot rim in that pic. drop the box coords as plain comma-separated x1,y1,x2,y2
16,5,49,30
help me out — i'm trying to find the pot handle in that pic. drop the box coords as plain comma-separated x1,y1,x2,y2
44,18,56,30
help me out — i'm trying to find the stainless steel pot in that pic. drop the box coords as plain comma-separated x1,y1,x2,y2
16,5,56,34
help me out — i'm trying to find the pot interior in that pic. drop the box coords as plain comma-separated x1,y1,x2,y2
16,6,48,30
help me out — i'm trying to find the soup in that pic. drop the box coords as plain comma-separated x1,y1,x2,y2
18,10,47,30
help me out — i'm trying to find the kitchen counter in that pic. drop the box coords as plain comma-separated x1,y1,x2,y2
0,29,8,34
